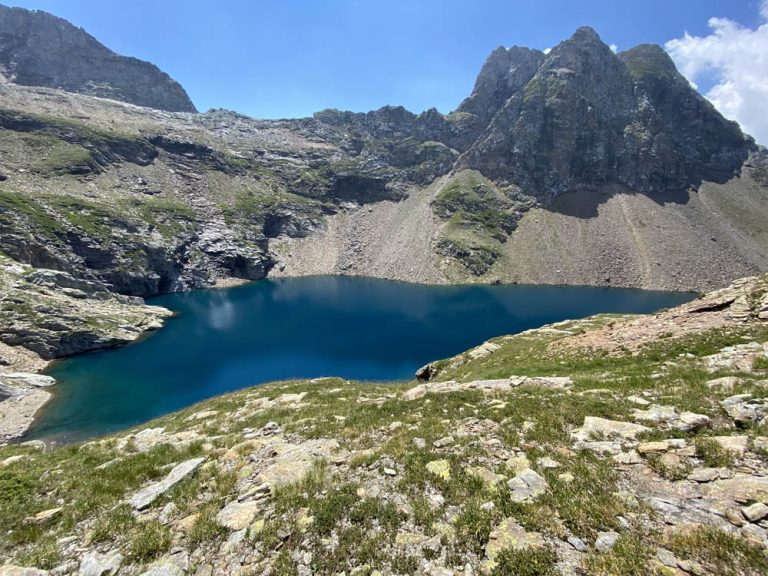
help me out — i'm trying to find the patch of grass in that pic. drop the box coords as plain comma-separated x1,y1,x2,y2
0,189,67,238
645,453,692,481
452,503,495,556
188,505,228,548
391,552,419,574
583,534,653,576
270,550,299,576
126,520,171,563
695,438,736,468
88,504,136,544
666,526,768,576
492,546,558,576
17,535,61,570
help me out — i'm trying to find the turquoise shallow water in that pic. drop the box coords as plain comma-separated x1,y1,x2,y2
27,276,696,443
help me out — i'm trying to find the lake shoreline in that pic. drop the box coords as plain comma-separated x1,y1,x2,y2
30,277,697,444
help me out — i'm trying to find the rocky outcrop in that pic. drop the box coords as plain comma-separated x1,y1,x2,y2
0,253,171,360
0,5,196,112
456,27,753,202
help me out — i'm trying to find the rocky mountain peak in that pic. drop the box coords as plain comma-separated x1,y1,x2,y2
457,45,544,123
456,28,754,202
0,4,196,112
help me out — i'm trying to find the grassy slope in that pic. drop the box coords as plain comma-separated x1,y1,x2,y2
1,305,767,575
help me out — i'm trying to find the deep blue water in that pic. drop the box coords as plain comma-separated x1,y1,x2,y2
28,276,695,442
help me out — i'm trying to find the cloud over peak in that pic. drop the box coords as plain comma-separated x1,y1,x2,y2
665,1,768,145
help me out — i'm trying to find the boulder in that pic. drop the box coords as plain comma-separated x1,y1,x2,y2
128,457,205,510
507,469,548,503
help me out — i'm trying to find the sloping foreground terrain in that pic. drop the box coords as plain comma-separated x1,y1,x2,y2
0,275,767,575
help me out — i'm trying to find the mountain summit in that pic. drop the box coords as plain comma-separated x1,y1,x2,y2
0,4,196,112
454,27,752,202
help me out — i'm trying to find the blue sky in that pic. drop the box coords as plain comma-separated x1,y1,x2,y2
4,0,765,120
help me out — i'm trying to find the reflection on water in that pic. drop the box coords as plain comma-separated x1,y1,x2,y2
28,276,696,443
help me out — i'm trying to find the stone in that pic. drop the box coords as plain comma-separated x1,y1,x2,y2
467,466,505,488
613,450,643,465
568,536,588,552
216,500,261,530
631,405,709,432
595,531,620,553
403,385,428,401
383,467,397,477
78,551,123,576
24,507,62,524
706,377,740,392
184,410,218,422
537,457,560,469
432,435,454,448
701,474,768,503
742,502,768,522
413,437,427,449
426,460,451,480
1,455,27,466
656,548,678,568
720,394,767,426
255,438,339,491
0,372,55,388
0,568,49,576
572,416,650,442
137,561,184,576
725,508,745,527
485,518,544,564
687,468,719,483
507,455,530,473
638,441,670,454
711,436,749,456
128,457,205,510
507,469,548,502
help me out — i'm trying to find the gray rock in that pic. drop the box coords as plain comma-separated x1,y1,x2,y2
507,469,548,502
137,561,184,576
721,394,767,426
567,536,588,552
742,502,768,522
595,531,620,553
216,500,263,530
128,457,205,510
78,551,122,576
0,567,50,576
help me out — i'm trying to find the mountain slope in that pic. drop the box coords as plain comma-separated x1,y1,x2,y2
0,21,766,364
0,4,196,112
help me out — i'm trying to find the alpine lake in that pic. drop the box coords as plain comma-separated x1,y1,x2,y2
27,276,696,443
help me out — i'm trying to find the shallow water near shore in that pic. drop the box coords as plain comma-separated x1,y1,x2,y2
27,276,696,443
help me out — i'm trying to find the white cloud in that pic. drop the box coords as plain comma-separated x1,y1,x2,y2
665,1,768,145
609,43,618,53
543,47,552,55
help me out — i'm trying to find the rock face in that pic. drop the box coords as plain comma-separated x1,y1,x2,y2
455,28,752,202
0,5,196,112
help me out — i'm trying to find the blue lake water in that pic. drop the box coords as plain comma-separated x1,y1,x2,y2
28,276,696,443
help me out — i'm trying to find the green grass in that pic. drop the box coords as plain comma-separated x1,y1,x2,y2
666,526,768,576
492,546,558,576
126,520,172,563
